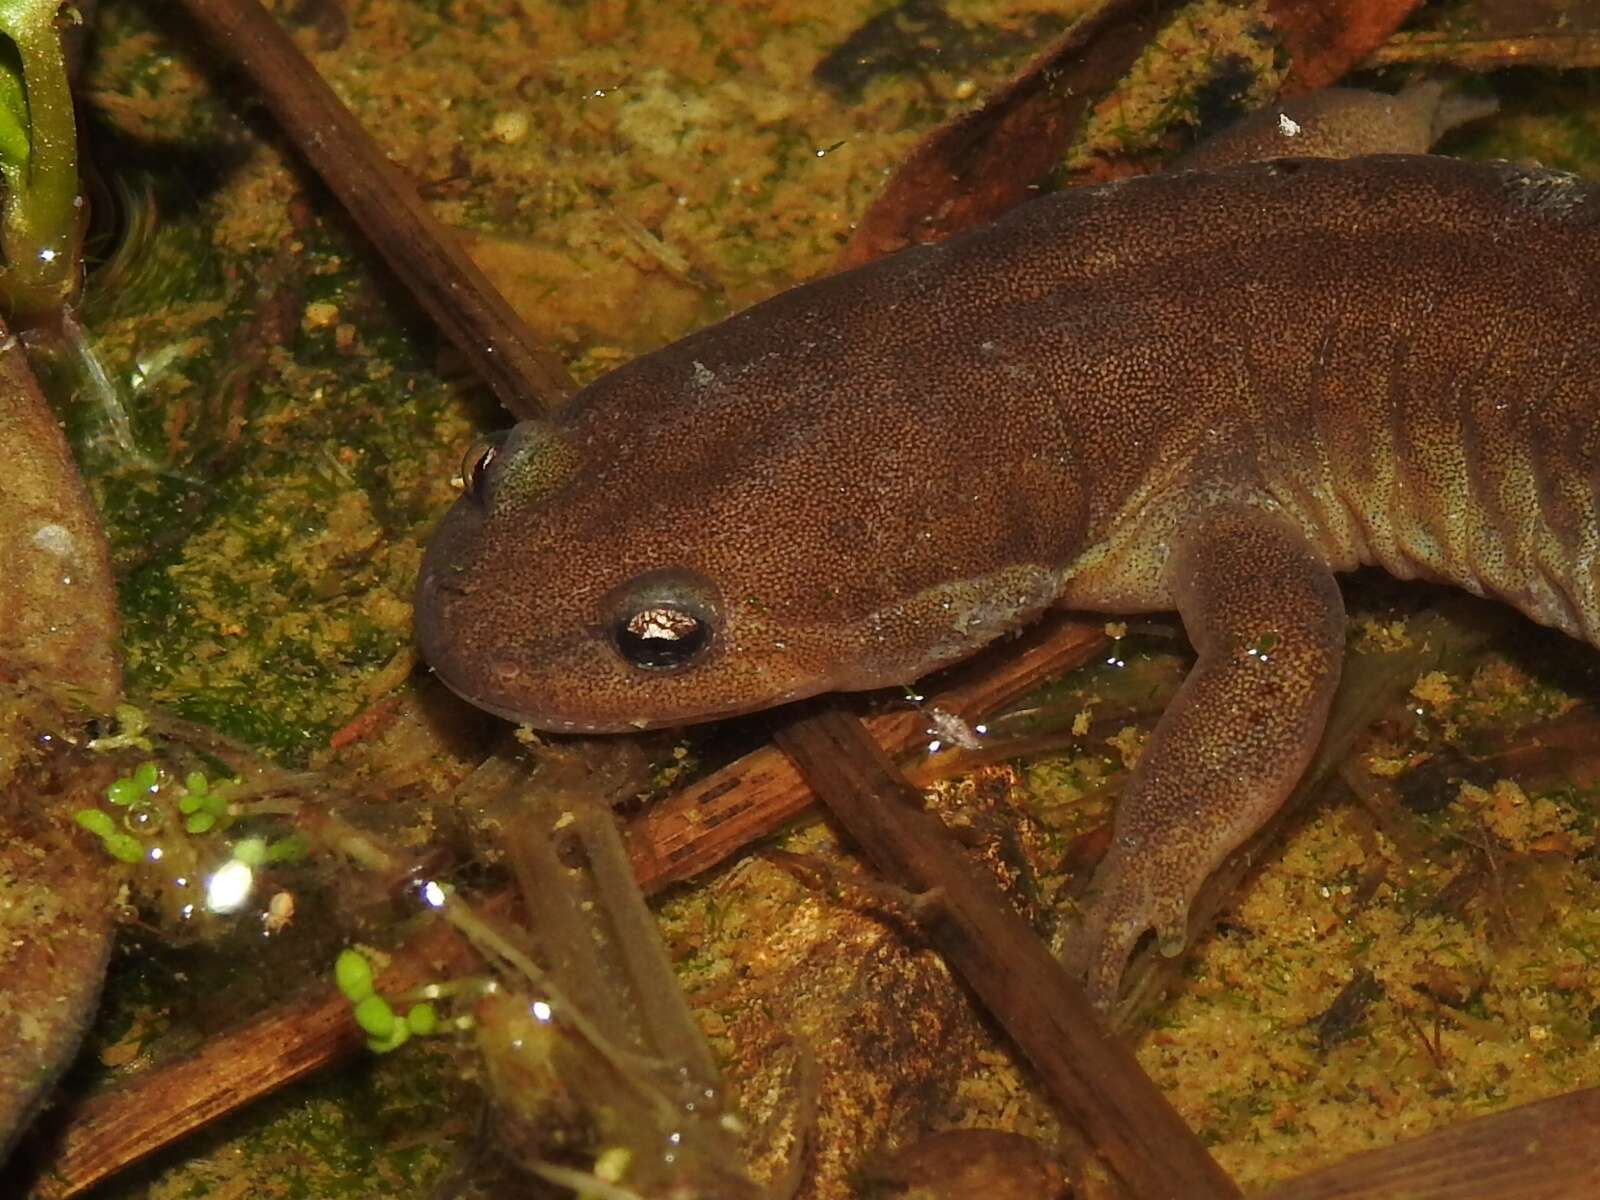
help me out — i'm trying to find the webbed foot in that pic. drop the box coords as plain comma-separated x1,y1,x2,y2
1064,844,1195,1012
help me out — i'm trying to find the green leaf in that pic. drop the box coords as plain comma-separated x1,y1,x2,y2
0,92,27,171
73,808,113,838
334,948,374,1003
404,1003,438,1036
104,832,143,863
353,994,396,1040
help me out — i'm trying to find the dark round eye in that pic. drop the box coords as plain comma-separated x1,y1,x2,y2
460,432,509,506
614,604,710,670
606,569,721,672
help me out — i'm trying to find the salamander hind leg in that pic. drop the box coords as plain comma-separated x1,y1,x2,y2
1064,502,1346,1013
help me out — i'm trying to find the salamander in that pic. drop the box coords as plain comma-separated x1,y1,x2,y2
415,94,1596,1010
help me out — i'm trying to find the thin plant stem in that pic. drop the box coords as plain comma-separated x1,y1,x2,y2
0,0,79,321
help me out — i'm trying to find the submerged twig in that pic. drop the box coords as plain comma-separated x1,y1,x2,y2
480,748,758,1196
1268,0,1425,94
171,0,575,419
627,615,1107,890
771,704,1239,1200
1257,1086,1600,1199
569,803,722,1090
1369,29,1600,70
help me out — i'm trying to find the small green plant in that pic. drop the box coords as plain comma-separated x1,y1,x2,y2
72,806,141,863
74,759,250,863
334,947,440,1054
74,759,164,861
103,758,159,807
175,769,229,834
87,704,154,753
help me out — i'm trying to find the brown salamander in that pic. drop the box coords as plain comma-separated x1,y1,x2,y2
415,95,1596,1009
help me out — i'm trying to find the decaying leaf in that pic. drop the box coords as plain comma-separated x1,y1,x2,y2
1272,0,1426,93
838,0,1187,268
841,0,1426,267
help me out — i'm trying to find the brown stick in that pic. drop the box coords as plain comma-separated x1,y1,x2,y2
1258,1087,1600,1199
171,0,575,419
1369,29,1600,69
771,703,1240,1200
629,614,1107,890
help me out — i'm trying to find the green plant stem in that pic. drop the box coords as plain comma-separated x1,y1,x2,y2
0,1,78,321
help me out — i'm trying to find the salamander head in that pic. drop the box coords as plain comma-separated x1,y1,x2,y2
417,420,756,731
413,207,1107,733
413,402,1053,733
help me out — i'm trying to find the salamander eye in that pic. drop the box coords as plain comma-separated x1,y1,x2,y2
606,569,721,672
614,604,710,669
460,432,509,506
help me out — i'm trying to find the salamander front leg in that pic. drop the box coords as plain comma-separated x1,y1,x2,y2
1065,503,1346,1013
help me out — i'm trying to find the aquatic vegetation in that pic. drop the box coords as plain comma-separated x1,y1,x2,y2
333,947,441,1054
72,805,141,863
86,702,153,753
103,758,158,805
77,757,234,847
175,768,230,833
0,0,80,322
316,742,768,1198
69,717,313,944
